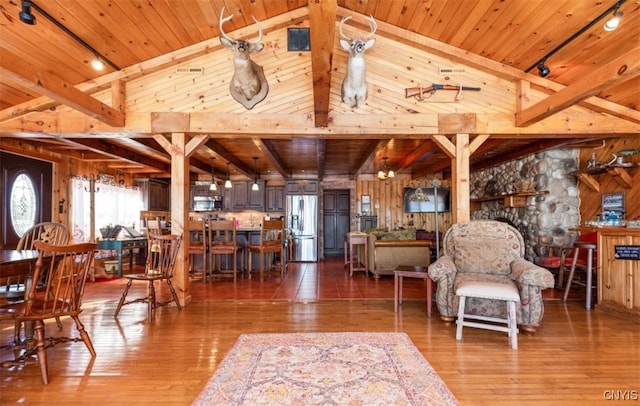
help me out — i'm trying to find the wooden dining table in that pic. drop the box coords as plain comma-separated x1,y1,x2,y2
1,249,41,277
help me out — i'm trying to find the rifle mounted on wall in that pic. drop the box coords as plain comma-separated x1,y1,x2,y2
405,84,481,101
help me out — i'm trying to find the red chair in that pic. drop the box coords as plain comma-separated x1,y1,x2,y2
539,232,578,289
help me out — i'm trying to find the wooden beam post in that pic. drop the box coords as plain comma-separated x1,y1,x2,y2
154,132,191,306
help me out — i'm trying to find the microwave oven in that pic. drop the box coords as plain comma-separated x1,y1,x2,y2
192,195,223,212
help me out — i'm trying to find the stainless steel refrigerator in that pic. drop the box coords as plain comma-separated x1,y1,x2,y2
286,195,318,262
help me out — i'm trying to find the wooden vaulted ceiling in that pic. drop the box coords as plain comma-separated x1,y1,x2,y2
0,0,638,181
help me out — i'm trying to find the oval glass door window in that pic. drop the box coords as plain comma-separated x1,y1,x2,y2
10,173,37,236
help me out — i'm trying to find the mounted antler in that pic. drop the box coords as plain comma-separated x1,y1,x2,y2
219,7,269,109
339,15,377,108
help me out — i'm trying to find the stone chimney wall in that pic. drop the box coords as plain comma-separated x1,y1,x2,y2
470,149,581,264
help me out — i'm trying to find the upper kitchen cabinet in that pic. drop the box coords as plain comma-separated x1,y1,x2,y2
230,181,265,211
266,186,285,212
285,180,319,195
137,178,170,211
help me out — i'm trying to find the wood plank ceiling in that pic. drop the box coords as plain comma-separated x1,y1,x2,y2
0,0,638,181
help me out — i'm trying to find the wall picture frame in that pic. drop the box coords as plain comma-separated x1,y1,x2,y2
361,195,371,214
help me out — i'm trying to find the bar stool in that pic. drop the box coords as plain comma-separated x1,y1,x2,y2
562,240,597,310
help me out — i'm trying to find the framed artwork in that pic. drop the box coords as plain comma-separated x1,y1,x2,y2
602,192,625,214
361,195,371,214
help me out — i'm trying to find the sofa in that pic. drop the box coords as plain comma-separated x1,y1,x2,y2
366,229,431,278
428,220,555,334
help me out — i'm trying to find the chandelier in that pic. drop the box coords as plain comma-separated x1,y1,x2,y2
377,157,395,180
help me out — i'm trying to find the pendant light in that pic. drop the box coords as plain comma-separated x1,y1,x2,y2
224,162,232,189
251,157,260,191
604,3,623,32
209,157,217,191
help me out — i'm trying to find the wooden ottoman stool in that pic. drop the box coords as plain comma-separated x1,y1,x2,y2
455,279,519,350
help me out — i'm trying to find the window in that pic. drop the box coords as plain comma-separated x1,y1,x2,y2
288,28,310,51
71,176,143,242
9,173,37,236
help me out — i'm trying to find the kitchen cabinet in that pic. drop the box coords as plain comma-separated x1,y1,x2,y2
137,179,170,211
230,181,265,211
266,186,285,212
285,180,319,195
597,228,640,320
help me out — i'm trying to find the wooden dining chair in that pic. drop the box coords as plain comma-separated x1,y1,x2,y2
188,218,208,280
208,218,242,284
2,222,70,302
1,241,97,385
248,219,286,282
114,233,182,322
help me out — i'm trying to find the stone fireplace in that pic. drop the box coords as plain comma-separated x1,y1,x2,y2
470,149,581,264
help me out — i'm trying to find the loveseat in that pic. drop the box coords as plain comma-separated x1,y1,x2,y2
428,220,554,334
366,229,431,278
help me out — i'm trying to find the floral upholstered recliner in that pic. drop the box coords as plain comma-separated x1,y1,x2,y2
428,220,555,334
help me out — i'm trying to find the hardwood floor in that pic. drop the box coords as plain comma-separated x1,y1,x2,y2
1,258,638,405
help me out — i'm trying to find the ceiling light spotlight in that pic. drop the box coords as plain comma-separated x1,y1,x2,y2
537,60,550,78
91,56,104,71
604,6,623,31
19,0,36,25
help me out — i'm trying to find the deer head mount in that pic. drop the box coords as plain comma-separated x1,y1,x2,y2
219,7,269,109
339,15,377,108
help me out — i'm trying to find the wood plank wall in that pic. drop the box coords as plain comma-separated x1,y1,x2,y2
355,176,452,232
578,138,640,223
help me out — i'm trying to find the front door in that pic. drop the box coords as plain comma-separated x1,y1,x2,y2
1,152,52,248
322,189,350,257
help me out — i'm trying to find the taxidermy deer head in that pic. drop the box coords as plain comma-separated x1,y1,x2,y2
339,15,377,108
219,7,269,109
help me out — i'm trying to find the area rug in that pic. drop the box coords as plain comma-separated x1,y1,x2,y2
193,332,459,406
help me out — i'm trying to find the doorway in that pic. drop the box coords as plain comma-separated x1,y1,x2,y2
1,152,52,248
322,189,350,257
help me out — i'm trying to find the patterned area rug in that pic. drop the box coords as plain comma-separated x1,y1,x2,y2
193,332,459,406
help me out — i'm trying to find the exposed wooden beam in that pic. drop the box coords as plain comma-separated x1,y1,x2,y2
355,140,390,175
0,49,124,127
309,0,337,128
61,138,170,173
252,139,291,178
205,139,253,178
516,46,640,126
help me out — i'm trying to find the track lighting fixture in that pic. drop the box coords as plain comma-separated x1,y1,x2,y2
224,162,232,189
377,157,395,180
19,0,35,25
251,157,260,191
537,60,550,78
604,3,623,31
18,0,120,71
209,157,217,191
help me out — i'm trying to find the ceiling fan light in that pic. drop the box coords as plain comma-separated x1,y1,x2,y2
604,10,623,31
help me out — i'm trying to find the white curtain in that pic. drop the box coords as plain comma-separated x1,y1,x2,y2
71,176,143,242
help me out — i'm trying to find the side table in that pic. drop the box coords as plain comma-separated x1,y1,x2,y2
394,265,434,317
344,232,368,277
